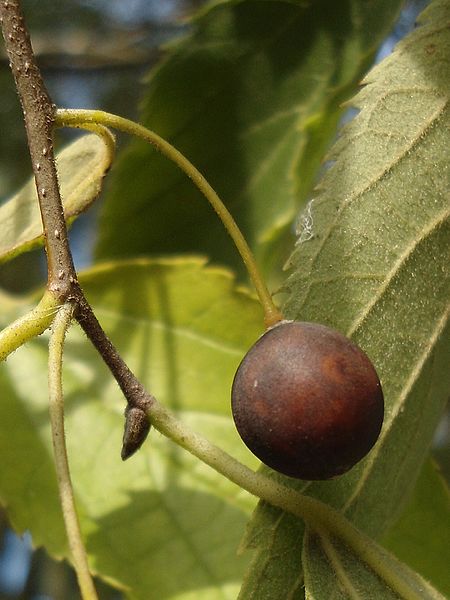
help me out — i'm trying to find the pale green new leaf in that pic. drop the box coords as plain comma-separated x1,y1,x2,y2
240,1,450,597
96,0,403,278
0,258,265,599
0,132,114,263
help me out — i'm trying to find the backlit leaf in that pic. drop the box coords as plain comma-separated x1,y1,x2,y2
0,132,113,263
0,258,264,599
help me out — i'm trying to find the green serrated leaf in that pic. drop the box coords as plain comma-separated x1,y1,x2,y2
382,459,450,598
238,502,306,599
302,527,444,600
0,257,265,599
96,0,403,279
240,0,450,597
0,132,113,263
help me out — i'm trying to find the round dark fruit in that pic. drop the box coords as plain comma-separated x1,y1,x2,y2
231,321,384,480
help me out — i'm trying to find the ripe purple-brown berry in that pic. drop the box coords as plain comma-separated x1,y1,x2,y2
231,321,384,480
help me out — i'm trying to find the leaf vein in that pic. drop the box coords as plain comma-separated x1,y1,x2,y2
316,529,363,600
93,307,245,357
346,206,449,337
293,98,448,309
343,304,449,513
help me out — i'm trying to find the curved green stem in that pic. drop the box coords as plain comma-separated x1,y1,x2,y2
55,108,283,328
68,121,116,165
48,303,98,600
146,399,443,600
0,290,60,361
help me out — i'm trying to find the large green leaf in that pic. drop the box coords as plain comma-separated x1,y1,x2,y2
240,0,450,597
0,132,113,263
382,459,450,598
96,0,403,279
0,258,266,599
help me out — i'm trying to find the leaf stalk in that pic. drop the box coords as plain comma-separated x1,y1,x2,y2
55,108,283,329
48,303,98,600
0,291,60,361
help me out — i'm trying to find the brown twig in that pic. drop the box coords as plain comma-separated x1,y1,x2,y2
0,0,75,295
0,0,153,458
76,295,153,458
